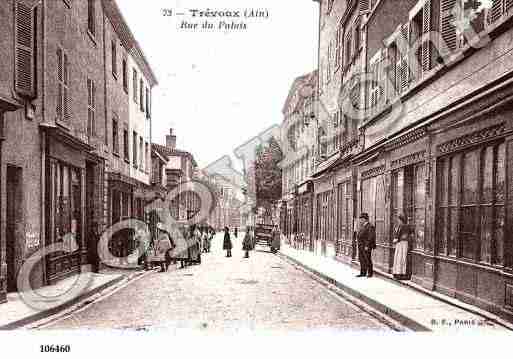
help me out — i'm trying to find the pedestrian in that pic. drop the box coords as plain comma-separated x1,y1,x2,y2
193,225,202,264
356,213,376,278
156,223,174,272
242,230,253,258
223,226,232,257
270,225,281,253
392,214,412,280
87,221,101,273
234,227,238,238
202,226,209,253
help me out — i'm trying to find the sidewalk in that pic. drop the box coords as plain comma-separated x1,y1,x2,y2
0,268,145,330
279,244,513,332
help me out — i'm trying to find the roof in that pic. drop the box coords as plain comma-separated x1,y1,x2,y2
152,143,198,167
282,70,318,115
102,0,158,87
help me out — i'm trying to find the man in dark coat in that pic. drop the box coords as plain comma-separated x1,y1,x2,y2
87,221,101,273
223,227,232,257
356,212,376,278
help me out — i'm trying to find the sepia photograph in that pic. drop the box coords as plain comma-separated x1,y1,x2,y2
0,0,512,356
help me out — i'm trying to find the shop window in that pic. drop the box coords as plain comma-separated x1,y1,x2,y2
436,142,505,265
413,164,426,250
52,162,81,252
337,182,352,251
361,174,386,243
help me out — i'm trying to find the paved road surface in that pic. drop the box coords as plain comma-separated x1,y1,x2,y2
43,233,392,332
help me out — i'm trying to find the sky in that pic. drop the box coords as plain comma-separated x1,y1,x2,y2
117,0,319,171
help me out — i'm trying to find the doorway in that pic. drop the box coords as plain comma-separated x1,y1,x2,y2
6,166,22,292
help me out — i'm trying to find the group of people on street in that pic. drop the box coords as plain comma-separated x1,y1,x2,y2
150,223,217,272
222,226,256,258
356,212,412,280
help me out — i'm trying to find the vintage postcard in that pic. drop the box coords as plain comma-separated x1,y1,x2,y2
0,0,512,356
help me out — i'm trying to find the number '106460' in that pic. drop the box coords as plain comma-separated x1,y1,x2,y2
40,345,71,353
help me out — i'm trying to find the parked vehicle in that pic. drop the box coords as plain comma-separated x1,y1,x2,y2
254,223,274,248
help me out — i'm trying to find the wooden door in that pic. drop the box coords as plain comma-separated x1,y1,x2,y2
6,166,22,292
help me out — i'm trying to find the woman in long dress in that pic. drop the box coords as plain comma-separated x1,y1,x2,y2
392,214,412,280
223,227,232,257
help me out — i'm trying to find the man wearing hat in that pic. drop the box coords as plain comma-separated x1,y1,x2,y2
356,212,376,278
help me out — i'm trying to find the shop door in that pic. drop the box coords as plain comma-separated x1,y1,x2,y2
6,166,22,292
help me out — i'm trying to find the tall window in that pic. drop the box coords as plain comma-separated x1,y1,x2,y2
139,136,143,169
133,131,138,168
145,142,149,173
436,142,505,264
112,119,119,155
122,59,128,93
139,79,144,112
133,69,138,103
57,48,70,123
111,40,117,77
87,0,95,36
87,78,95,137
345,31,352,66
145,87,150,118
354,18,361,55
123,128,129,161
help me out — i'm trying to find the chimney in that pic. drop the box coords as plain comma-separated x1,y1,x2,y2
166,128,176,149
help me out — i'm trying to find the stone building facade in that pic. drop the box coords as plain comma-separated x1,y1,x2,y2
295,0,513,321
0,0,157,303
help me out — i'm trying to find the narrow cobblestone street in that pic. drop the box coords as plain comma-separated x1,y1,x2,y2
42,234,392,332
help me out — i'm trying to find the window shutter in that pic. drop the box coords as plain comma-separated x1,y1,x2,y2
487,0,504,25
440,0,457,51
14,0,36,98
63,53,70,122
359,0,370,11
422,0,432,73
506,0,513,12
57,49,63,119
399,24,409,92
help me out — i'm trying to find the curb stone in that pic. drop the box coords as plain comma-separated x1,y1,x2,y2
0,270,147,330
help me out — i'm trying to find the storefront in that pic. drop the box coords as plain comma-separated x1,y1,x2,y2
356,93,513,320
296,180,313,251
44,127,101,284
313,171,335,258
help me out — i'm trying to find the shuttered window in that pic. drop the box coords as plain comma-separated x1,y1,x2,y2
440,0,458,51
87,0,95,36
486,0,513,25
112,118,119,155
122,59,128,93
57,48,70,123
111,40,117,78
422,0,432,73
145,142,149,174
133,131,138,168
335,24,342,69
133,69,138,103
345,32,352,66
139,79,144,112
354,18,361,55
14,0,36,98
87,78,95,137
145,87,150,118
123,128,129,161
